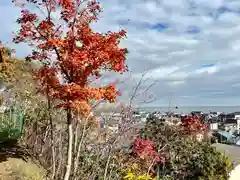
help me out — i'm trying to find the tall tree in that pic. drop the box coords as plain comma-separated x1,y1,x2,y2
13,0,128,179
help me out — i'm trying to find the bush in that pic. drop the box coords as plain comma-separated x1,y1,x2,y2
138,118,233,180
0,110,23,142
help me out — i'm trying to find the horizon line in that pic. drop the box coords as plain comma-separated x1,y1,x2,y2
138,105,240,108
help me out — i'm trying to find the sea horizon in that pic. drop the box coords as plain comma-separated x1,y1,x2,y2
136,105,240,114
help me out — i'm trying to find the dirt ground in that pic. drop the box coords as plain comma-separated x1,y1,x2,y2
0,158,45,180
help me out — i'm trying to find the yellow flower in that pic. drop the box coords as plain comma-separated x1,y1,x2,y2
137,174,156,180
123,172,134,180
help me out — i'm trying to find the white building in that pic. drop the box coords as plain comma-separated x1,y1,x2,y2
209,122,218,131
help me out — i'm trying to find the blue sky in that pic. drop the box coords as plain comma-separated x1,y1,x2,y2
2,0,240,106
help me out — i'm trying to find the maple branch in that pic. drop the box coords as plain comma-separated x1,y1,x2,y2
53,25,62,36
36,4,48,18
70,1,82,49
28,17,72,82
53,47,72,82
41,1,72,82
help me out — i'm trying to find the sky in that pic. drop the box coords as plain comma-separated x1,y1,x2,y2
1,0,240,107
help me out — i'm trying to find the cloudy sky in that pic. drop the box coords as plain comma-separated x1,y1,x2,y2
1,0,240,107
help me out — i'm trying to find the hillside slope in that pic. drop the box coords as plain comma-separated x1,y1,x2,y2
0,158,45,180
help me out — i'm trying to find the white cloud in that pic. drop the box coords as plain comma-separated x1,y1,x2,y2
141,66,180,79
169,50,193,56
225,1,240,11
3,0,240,107
168,80,185,86
192,0,224,9
194,66,218,75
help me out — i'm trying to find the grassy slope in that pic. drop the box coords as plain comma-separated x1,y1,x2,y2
0,158,45,180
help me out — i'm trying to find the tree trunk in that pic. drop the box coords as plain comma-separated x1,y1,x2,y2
46,91,56,179
103,147,112,180
73,119,87,179
64,109,73,180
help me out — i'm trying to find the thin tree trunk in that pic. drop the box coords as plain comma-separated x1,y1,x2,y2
55,132,63,177
74,121,79,154
46,89,56,179
108,159,114,180
73,116,88,179
50,119,56,179
64,109,73,180
103,147,112,180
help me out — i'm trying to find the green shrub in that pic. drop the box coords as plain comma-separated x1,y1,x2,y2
0,111,23,142
138,119,233,180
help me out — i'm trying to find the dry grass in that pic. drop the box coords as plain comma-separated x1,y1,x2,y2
0,158,45,180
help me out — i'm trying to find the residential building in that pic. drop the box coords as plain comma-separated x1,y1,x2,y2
226,112,240,120
218,113,227,122
222,119,238,133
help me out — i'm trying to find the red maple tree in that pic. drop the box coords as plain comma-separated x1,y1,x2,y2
13,0,127,115
12,0,128,179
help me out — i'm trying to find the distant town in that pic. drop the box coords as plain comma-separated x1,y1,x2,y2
2,101,240,146
97,109,240,146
